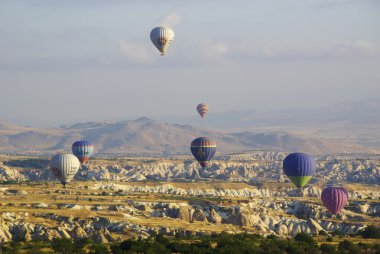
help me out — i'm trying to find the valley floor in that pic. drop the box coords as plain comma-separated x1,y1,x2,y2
0,181,379,244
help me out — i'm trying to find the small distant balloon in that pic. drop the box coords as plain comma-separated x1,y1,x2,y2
150,26,174,56
190,137,216,168
50,154,80,186
72,140,94,164
197,103,209,118
283,153,316,188
321,186,348,215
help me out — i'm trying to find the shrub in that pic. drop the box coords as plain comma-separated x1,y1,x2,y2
338,240,361,253
374,244,380,253
9,242,22,254
90,244,110,254
320,244,337,254
110,233,380,254
357,242,369,250
331,230,344,237
51,238,76,254
294,233,315,245
359,225,380,239
75,238,92,249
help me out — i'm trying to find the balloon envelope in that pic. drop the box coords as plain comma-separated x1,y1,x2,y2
283,153,316,188
150,26,174,55
197,103,209,118
321,186,348,215
190,137,216,168
50,154,80,186
72,140,94,164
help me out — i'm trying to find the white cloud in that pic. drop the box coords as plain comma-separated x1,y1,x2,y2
158,12,183,28
119,41,155,64
332,40,379,55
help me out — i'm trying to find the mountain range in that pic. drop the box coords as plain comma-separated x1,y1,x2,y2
0,98,378,155
159,98,380,149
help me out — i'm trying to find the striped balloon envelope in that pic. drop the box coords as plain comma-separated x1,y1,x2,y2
196,103,209,118
190,137,216,168
283,153,316,188
50,154,81,186
72,141,94,164
150,26,174,56
321,186,348,215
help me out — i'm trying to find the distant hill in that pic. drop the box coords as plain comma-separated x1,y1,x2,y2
159,98,380,149
0,117,372,156
160,98,380,127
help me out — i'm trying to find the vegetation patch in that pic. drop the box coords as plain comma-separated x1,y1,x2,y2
1,233,380,254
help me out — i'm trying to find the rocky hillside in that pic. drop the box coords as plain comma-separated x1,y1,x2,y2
0,154,378,243
0,183,378,243
3,152,378,185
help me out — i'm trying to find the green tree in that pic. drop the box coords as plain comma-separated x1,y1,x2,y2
51,238,85,254
359,225,380,239
294,233,315,245
319,244,337,254
90,244,110,254
9,242,22,254
338,240,362,254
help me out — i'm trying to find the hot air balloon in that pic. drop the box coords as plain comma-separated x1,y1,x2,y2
321,186,348,215
190,137,216,168
72,141,94,164
283,153,316,188
150,26,174,56
50,154,81,186
197,103,209,118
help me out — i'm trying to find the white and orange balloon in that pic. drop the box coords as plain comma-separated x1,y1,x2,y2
197,103,209,118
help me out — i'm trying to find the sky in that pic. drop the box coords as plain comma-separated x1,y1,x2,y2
0,0,379,126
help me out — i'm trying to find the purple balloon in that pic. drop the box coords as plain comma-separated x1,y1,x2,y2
321,186,348,215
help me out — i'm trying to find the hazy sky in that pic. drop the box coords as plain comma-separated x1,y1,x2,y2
0,0,379,126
